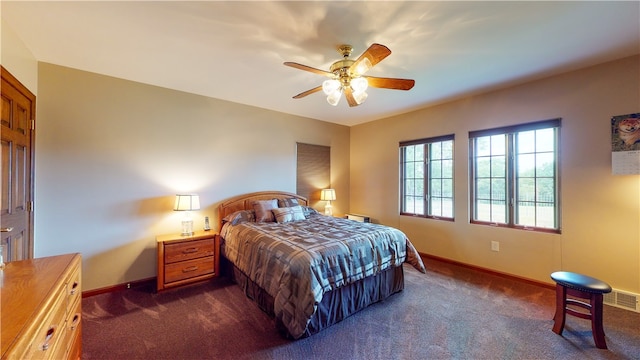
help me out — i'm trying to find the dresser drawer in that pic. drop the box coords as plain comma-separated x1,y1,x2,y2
164,256,215,283
17,283,68,359
164,238,214,264
65,265,81,307
61,297,82,360
64,320,82,360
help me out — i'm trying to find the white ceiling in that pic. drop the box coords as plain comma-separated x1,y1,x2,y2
2,1,639,126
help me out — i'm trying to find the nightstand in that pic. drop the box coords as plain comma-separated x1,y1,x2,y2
345,213,370,223
156,230,220,292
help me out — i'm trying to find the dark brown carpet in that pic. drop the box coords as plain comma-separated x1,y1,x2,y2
82,258,640,359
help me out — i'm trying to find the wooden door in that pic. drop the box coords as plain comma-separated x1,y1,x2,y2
1,66,35,261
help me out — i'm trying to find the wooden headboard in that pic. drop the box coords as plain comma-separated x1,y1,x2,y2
218,191,308,228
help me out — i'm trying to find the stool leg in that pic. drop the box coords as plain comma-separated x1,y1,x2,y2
552,284,566,335
590,293,607,349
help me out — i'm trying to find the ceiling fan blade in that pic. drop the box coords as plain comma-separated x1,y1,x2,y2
365,76,415,90
343,87,359,107
292,86,323,99
284,62,334,77
350,43,391,76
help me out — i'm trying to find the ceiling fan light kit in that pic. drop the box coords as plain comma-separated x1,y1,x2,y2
322,76,368,106
284,43,415,107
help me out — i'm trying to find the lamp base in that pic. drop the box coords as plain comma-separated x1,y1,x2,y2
181,219,194,236
324,202,333,216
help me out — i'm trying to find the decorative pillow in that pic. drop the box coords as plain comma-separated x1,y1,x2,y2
301,206,319,218
278,197,299,208
272,205,306,223
253,199,278,222
222,210,255,225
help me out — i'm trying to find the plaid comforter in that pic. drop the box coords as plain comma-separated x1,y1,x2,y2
221,214,426,339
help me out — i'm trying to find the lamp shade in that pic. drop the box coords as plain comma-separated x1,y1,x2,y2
320,189,336,201
173,194,200,211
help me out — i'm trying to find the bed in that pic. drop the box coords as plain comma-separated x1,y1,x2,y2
218,190,426,339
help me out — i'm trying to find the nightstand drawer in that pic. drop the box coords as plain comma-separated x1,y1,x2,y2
164,238,215,264
164,256,215,283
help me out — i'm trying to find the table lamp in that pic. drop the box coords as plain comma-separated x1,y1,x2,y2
320,189,336,216
174,194,200,236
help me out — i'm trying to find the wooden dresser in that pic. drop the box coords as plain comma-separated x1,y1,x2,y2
1,253,82,360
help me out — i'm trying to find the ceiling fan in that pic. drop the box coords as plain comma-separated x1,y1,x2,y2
284,43,415,107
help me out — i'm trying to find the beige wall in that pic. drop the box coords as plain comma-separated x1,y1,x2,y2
1,19,38,93
35,63,350,291
351,55,640,293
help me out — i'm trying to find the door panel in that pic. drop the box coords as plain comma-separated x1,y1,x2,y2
1,66,35,261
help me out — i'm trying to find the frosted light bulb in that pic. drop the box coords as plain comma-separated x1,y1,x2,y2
327,89,342,106
354,91,368,105
351,77,368,94
322,79,341,95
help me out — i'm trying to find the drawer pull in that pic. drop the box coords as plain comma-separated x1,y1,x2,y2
182,247,199,254
183,266,199,273
41,326,56,351
70,281,79,295
70,313,81,330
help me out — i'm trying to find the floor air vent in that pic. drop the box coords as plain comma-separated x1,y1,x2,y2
603,289,639,313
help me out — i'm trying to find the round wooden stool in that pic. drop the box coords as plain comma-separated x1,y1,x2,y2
550,271,612,349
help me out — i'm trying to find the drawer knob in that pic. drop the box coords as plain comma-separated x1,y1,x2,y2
183,248,199,254
70,281,79,295
70,313,81,330
41,326,56,351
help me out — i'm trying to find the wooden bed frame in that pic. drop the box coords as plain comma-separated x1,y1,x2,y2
217,190,405,339
218,190,308,229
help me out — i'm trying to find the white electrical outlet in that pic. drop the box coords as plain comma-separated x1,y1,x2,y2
491,241,500,252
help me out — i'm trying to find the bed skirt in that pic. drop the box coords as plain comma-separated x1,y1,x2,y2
221,255,405,339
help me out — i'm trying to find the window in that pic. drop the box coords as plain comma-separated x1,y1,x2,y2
400,135,454,220
296,143,330,201
469,119,560,232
